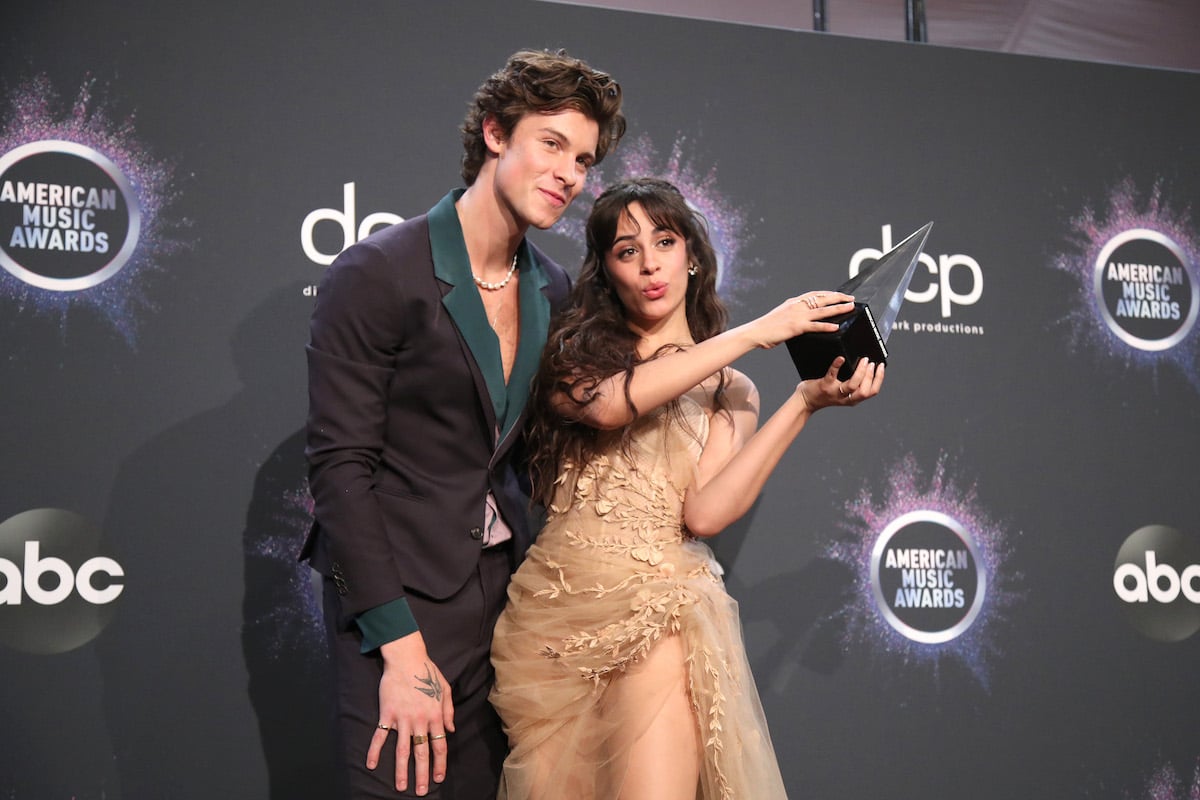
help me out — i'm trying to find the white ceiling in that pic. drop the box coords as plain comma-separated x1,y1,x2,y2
544,0,1200,73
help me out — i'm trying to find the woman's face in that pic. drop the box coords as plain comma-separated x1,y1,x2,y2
603,201,692,338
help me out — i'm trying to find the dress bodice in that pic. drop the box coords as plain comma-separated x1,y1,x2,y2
545,386,712,551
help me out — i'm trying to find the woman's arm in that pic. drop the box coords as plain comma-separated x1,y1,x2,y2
683,356,885,538
554,292,855,429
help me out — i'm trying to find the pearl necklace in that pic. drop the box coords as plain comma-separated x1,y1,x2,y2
473,253,518,291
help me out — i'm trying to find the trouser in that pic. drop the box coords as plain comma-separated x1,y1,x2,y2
324,543,513,799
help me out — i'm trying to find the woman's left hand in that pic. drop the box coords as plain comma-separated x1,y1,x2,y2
798,355,885,411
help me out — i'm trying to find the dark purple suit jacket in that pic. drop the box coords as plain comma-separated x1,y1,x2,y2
302,196,570,639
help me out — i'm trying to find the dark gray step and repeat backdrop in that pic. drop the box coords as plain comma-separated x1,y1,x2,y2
2,1,1197,797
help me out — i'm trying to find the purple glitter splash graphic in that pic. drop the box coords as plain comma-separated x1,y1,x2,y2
0,75,186,345
825,454,1020,690
1128,759,1200,800
246,484,325,661
556,133,759,303
1049,178,1200,390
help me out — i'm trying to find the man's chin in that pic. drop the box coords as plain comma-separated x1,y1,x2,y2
530,211,568,231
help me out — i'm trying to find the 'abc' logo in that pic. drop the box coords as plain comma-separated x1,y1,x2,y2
0,508,125,654
1113,524,1200,642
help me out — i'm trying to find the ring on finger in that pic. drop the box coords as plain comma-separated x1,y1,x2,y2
430,733,447,741
412,734,428,745
376,723,391,731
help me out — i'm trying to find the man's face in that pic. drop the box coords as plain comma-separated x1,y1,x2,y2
487,109,600,230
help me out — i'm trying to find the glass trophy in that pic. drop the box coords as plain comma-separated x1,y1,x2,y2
786,222,933,381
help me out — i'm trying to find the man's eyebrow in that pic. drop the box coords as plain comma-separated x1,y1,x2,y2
537,125,597,161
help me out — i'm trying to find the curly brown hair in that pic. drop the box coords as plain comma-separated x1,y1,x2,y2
460,49,626,186
526,177,730,506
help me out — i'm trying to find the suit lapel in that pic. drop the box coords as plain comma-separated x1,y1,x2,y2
430,191,503,437
498,254,550,447
428,190,551,447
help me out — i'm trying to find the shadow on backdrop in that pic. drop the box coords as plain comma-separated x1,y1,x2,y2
97,281,334,799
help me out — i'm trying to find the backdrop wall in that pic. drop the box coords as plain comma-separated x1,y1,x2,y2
1,1,1197,798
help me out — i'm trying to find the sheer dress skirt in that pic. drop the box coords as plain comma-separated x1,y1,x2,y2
490,396,788,799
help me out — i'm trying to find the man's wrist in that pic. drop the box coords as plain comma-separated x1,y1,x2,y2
356,597,419,653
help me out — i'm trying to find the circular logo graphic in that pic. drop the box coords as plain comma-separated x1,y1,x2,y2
0,140,141,291
1113,524,1200,643
870,510,986,643
0,508,125,654
1093,229,1198,351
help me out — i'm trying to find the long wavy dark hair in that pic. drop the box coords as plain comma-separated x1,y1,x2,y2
526,177,730,506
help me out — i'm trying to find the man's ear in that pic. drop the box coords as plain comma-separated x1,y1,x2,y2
482,114,507,156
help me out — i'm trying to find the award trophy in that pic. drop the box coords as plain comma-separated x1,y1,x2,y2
786,222,933,381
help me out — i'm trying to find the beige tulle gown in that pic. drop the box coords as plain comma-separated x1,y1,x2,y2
490,385,789,799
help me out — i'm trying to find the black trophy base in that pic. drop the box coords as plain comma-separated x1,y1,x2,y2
786,302,888,381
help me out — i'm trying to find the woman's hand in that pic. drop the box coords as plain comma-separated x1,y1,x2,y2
798,355,885,411
750,291,856,349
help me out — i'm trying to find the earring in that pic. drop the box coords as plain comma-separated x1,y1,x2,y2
688,263,698,276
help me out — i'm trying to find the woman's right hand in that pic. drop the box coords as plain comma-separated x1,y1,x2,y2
749,291,856,349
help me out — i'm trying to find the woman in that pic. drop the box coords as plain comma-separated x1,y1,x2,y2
490,177,883,799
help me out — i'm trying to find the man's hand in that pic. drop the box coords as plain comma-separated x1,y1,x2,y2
367,631,454,796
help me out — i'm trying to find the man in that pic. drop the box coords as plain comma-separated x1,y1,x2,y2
303,50,625,799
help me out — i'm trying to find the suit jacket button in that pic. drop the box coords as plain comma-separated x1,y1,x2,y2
469,527,484,540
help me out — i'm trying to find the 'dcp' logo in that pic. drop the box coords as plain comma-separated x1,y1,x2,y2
0,140,141,291
1113,524,1200,642
0,508,125,654
1094,229,1198,351
870,510,986,643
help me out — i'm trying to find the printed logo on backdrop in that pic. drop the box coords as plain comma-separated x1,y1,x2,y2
0,140,138,290
871,509,985,644
1096,231,1196,350
0,508,125,654
1051,178,1200,390
1113,524,1200,642
826,454,1020,689
299,181,403,296
0,76,182,344
850,224,986,337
